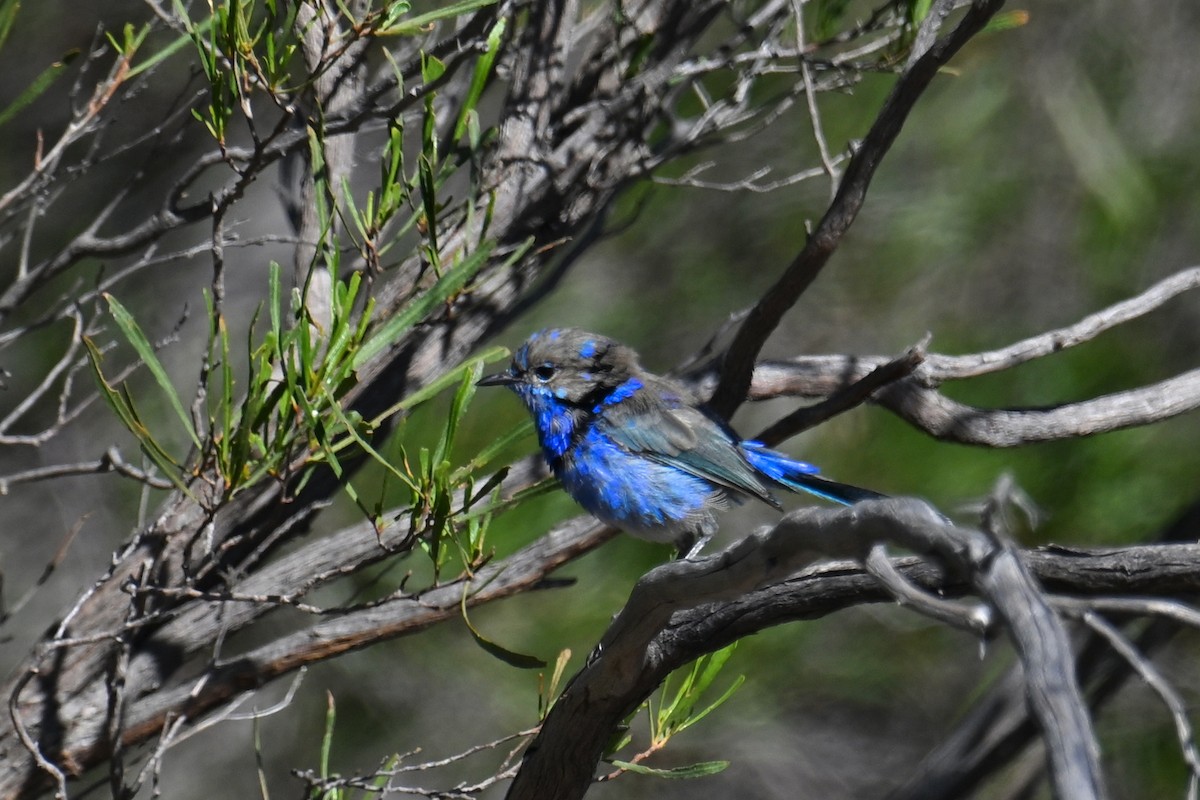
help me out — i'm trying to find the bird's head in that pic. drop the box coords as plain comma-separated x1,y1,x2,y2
479,328,640,409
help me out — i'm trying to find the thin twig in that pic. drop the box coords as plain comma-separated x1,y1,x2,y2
754,337,927,443
1079,612,1200,800
864,543,993,636
9,669,69,800
791,0,841,194
0,448,175,494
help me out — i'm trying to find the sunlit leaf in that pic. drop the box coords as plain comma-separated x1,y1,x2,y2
104,293,201,449
378,0,496,36
609,760,730,779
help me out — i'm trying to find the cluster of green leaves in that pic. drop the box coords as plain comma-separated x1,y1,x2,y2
604,643,745,780
83,0,522,568
172,0,500,147
294,644,743,793
175,0,299,143
84,241,533,553
341,13,506,276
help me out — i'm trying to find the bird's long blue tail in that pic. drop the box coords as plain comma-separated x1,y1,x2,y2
741,441,884,505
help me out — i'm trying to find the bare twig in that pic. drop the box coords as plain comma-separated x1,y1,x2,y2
754,337,927,443
725,264,1200,447
885,498,1200,800
293,726,538,797
652,160,845,193
791,0,841,194
877,368,1200,447
8,668,69,800
0,448,175,494
1078,612,1200,800
863,542,993,635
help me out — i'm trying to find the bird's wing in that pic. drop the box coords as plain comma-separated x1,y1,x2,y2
598,402,780,507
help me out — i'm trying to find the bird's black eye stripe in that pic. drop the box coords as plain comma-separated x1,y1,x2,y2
533,364,556,381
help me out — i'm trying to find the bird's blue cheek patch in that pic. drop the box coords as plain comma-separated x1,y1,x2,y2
596,377,643,411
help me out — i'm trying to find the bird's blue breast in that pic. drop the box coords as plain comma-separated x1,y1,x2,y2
556,424,719,539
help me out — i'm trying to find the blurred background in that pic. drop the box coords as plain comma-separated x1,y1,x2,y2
1,1,1199,797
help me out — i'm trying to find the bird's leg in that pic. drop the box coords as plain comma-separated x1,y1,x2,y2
676,529,712,560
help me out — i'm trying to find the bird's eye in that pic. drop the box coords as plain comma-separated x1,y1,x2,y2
533,364,556,382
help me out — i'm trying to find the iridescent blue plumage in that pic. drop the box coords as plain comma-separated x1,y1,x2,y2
479,328,880,557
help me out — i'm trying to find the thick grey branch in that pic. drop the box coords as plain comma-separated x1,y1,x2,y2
509,499,1122,799
878,369,1200,446
887,497,1200,800
733,263,1200,447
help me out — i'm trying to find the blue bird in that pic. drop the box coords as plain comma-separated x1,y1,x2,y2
479,328,881,558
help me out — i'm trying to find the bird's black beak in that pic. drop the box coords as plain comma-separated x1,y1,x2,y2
477,371,517,387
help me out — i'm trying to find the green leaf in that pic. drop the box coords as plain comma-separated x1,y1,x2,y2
82,337,194,497
382,1,413,30
460,587,546,669
378,0,497,36
129,17,212,78
453,17,505,142
657,643,744,737
218,300,234,482
675,674,745,734
539,648,572,720
0,49,79,129
433,360,480,466
909,0,933,25
420,52,446,84
464,465,508,509
982,9,1030,33
417,154,440,268
0,0,20,54
691,642,737,698
104,293,202,450
320,270,363,379
268,261,283,346
319,691,336,779
371,753,401,792
608,760,730,779
353,241,500,370
322,385,420,493
369,346,509,428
